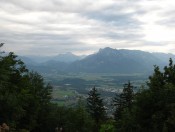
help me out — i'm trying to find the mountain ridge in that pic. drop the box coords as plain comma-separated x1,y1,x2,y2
20,47,175,74
20,52,85,64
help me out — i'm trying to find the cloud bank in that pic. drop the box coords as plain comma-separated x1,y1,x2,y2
0,0,175,55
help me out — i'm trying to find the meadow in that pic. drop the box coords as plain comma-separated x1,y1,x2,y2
43,72,149,105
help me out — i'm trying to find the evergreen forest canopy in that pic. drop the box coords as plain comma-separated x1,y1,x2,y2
1,43,175,132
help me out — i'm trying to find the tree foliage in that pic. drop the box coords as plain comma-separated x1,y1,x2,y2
0,44,53,131
134,58,175,132
0,44,95,132
113,81,134,121
87,87,106,131
116,58,175,132
87,87,106,123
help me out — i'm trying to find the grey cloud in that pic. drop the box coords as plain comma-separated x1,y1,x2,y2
0,31,82,46
84,12,141,28
0,0,89,13
140,41,172,46
1,0,174,55
82,2,143,29
158,10,175,27
105,32,144,41
0,0,144,48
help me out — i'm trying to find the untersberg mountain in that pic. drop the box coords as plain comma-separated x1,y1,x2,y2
21,47,175,74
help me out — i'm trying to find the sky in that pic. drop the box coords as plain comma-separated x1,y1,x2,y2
0,0,175,56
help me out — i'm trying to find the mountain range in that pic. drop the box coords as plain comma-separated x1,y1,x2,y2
20,47,175,74
20,52,85,64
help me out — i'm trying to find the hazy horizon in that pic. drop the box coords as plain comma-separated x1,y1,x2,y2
15,47,175,57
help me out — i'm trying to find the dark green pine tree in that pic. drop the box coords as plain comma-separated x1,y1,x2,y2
0,44,53,131
121,81,134,110
87,87,106,124
113,81,134,121
113,94,123,121
135,58,175,132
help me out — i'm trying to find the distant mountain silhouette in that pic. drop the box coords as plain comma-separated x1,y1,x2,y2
30,60,68,74
20,52,85,64
67,47,166,73
52,52,85,63
21,47,175,74
19,56,37,65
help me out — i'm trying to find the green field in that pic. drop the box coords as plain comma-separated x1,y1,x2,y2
43,72,149,105
52,87,76,98
44,72,148,90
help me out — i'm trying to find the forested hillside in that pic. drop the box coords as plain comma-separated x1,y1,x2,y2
1,44,175,132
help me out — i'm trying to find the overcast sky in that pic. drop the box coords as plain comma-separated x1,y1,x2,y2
0,0,175,56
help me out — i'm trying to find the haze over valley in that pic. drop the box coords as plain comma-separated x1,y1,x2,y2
18,47,175,105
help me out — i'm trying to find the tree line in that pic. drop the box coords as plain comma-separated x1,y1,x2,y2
1,43,175,132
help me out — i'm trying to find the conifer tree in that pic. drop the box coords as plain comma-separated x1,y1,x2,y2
113,81,134,121
87,87,106,124
121,81,134,110
122,58,175,132
0,44,53,131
